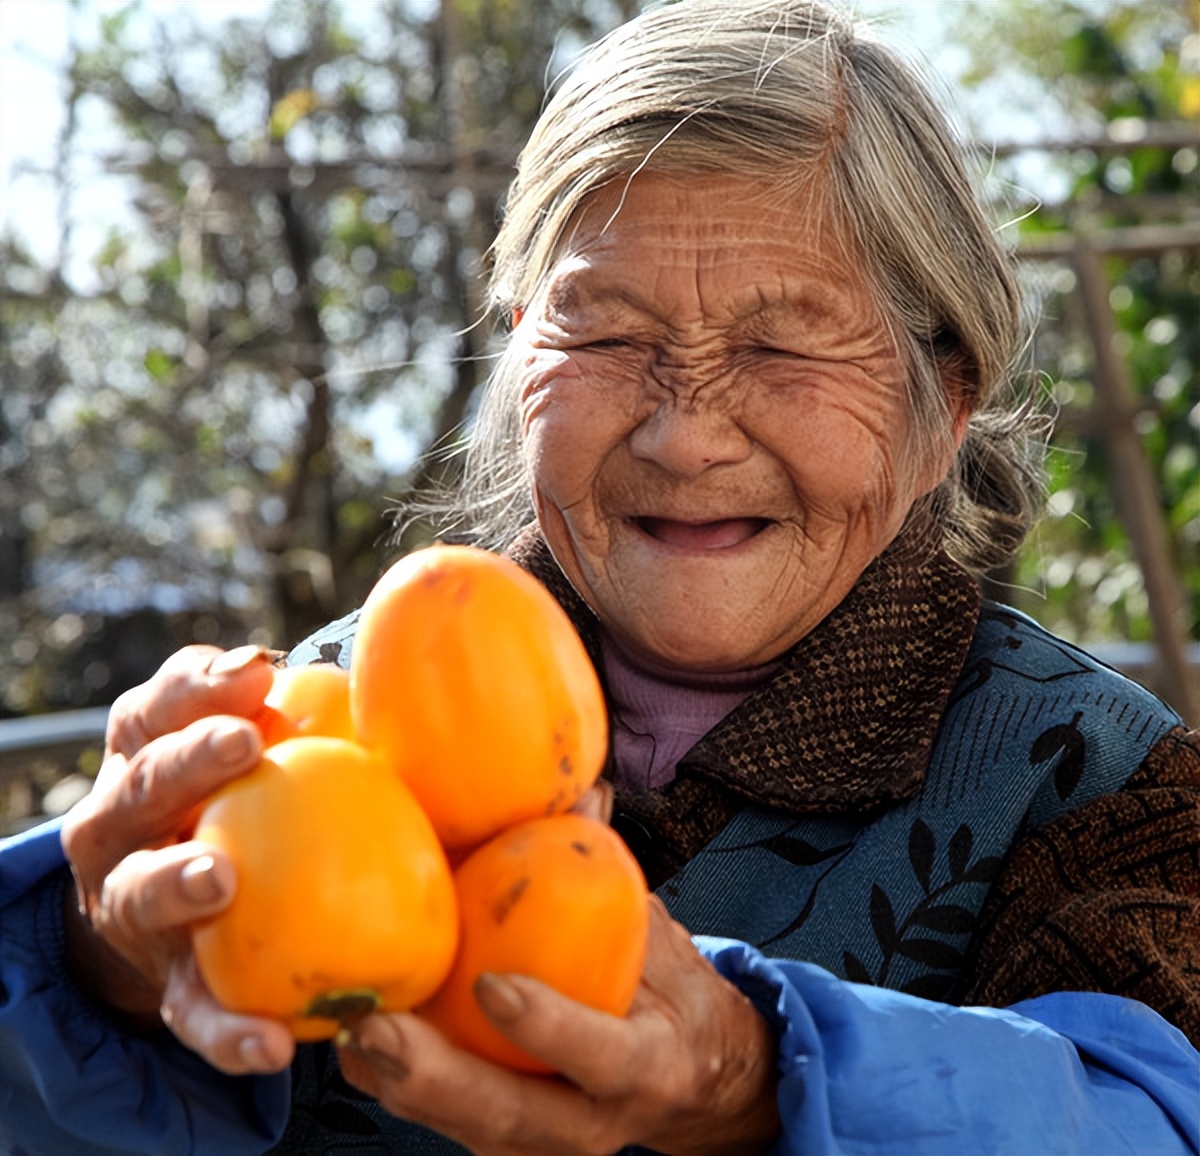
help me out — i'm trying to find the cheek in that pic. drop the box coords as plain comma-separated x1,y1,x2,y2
747,379,913,508
518,353,630,508
518,349,573,436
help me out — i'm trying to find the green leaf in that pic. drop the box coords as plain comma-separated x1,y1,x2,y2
388,268,416,295
143,348,177,381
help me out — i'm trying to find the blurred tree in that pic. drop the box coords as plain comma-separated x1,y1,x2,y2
2,0,1195,724
951,0,1199,665
0,0,632,716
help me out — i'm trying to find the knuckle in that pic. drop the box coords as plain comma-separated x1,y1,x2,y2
123,747,155,807
100,851,154,936
488,1095,529,1146
107,689,151,757
126,727,202,807
649,1057,704,1117
577,1117,623,1156
152,658,206,709
586,1062,636,1100
60,776,119,873
163,644,220,676
58,792,94,857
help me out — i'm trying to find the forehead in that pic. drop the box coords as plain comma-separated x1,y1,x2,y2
538,172,875,323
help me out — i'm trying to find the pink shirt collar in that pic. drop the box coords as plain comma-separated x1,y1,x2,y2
599,630,779,793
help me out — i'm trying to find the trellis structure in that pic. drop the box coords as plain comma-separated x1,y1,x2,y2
1003,122,1199,725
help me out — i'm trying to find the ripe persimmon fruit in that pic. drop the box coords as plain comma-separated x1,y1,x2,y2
253,663,354,747
350,545,608,848
192,736,458,1040
419,813,649,1072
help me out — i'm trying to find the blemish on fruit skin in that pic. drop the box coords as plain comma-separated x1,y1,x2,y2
559,755,573,777
543,784,571,815
490,876,529,925
570,840,591,856
423,567,472,606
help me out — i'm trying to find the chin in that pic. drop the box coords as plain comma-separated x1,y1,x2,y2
616,620,780,674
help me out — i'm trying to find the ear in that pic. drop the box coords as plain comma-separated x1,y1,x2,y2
510,307,525,329
915,350,975,495
948,389,971,449
936,341,977,453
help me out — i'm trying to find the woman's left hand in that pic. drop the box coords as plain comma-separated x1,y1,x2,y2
336,896,781,1156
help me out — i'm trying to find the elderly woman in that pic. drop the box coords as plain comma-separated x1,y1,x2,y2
1,1,1197,1153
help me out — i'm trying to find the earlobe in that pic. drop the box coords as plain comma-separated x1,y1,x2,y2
511,307,525,329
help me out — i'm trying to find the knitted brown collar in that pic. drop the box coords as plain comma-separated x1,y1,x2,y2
506,521,981,815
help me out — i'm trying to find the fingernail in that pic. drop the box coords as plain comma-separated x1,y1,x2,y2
239,1034,272,1071
208,645,269,677
180,854,226,904
475,973,525,1021
211,720,255,766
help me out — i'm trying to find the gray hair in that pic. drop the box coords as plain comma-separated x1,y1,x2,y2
427,0,1045,575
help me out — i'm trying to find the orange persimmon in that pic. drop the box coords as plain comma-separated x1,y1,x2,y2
350,545,608,848
419,813,649,1072
253,663,354,747
192,736,458,1040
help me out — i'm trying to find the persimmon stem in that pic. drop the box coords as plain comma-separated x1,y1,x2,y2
305,988,382,1025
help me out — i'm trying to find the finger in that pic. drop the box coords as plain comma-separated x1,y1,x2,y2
471,899,722,1099
98,842,236,942
339,1013,617,1156
108,644,275,758
161,953,294,1076
637,895,711,991
64,716,263,882
473,973,645,1100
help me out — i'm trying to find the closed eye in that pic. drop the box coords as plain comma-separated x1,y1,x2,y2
750,345,847,368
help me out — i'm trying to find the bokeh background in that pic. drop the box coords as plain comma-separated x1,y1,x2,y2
1,0,1197,830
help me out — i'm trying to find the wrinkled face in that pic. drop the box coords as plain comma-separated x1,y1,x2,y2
515,173,961,672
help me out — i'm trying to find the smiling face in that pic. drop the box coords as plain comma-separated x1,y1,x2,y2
515,173,964,672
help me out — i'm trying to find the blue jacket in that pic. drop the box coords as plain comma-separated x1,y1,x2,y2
0,819,1196,1154
2,530,1198,1153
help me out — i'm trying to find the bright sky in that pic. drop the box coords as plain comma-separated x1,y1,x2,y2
0,0,1072,481
0,0,278,282
0,0,1055,290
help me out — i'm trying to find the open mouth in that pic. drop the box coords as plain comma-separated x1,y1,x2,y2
633,516,771,550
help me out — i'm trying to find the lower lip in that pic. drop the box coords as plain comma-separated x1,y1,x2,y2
632,517,770,551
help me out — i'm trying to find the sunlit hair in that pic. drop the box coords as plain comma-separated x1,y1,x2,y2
426,0,1045,575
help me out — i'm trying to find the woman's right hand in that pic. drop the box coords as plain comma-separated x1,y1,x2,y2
58,644,296,1075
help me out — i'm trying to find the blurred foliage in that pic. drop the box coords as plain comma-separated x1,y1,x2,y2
952,0,1199,648
1,0,1196,724
0,0,632,715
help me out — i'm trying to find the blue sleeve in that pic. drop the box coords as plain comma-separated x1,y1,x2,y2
698,936,1199,1156
0,819,291,1156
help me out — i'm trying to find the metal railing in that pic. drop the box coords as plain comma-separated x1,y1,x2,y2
2,640,1197,838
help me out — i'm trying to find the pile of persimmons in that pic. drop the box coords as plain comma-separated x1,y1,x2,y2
190,545,648,1072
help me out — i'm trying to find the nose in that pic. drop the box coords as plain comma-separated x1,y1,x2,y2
627,396,753,479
